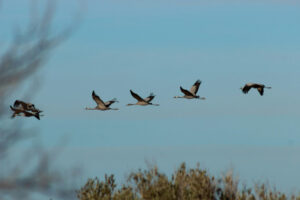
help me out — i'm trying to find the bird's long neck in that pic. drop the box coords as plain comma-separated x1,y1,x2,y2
126,104,135,106
85,107,96,110
174,96,184,98
110,108,119,110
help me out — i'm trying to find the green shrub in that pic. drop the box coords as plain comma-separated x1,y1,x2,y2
77,163,299,200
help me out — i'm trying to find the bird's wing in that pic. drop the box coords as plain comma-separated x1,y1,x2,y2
24,110,40,120
13,100,26,109
105,98,118,107
13,100,21,107
257,87,264,96
13,100,37,111
23,110,32,116
144,93,155,103
92,91,106,107
10,105,23,112
180,87,194,96
10,106,17,111
242,85,251,94
190,80,201,95
35,114,40,120
130,90,145,102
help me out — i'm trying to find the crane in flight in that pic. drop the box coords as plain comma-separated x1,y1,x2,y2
85,91,119,111
240,83,271,96
174,80,206,100
127,90,159,106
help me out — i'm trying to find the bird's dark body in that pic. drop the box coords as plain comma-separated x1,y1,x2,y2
241,83,271,96
13,100,42,113
10,106,40,120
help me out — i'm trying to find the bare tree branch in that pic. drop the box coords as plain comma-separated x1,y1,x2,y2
0,1,82,199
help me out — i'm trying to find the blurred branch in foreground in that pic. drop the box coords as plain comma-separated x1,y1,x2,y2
0,1,82,199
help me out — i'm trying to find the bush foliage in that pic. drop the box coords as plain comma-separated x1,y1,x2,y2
77,163,300,200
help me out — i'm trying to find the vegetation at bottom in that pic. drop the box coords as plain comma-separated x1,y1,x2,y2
77,163,299,200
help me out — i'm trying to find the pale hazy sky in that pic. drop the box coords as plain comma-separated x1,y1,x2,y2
2,0,300,192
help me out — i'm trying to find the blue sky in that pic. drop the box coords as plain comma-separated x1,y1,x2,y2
2,0,300,192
